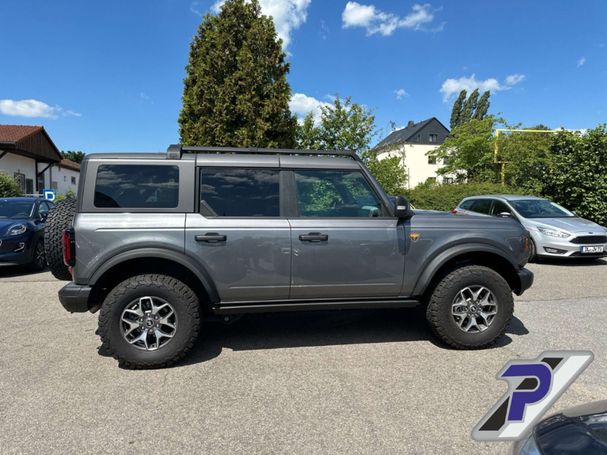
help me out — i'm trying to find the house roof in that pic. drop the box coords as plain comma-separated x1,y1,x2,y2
375,117,449,148
0,124,62,163
0,125,42,143
58,158,80,172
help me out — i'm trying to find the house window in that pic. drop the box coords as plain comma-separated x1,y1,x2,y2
429,134,438,143
26,179,34,195
71,176,77,185
443,177,454,184
428,156,437,165
14,172,26,193
51,181,58,190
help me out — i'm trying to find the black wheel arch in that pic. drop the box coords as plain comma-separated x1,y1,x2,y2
412,243,523,299
87,248,219,312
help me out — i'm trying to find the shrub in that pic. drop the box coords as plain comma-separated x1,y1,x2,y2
0,172,22,197
406,181,526,212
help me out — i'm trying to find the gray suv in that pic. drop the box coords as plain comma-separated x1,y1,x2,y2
51,146,533,368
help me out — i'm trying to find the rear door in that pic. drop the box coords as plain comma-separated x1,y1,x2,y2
286,164,404,299
185,156,291,302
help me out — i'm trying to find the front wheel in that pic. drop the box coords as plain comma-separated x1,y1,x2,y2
426,265,513,349
30,238,46,271
98,274,201,369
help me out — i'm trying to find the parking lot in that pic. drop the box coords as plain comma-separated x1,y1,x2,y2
1,260,606,454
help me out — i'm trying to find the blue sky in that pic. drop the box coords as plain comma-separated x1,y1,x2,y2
0,0,605,152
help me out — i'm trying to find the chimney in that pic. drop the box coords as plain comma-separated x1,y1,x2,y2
407,120,415,128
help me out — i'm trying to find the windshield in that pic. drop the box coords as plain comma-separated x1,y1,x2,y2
0,201,34,219
510,199,574,219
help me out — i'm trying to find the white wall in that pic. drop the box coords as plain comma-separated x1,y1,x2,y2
0,152,38,194
51,165,79,195
378,143,453,189
0,152,79,196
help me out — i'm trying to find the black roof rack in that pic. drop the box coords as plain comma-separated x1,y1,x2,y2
167,144,359,161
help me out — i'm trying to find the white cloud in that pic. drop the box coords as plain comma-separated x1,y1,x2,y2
577,56,586,67
505,73,525,85
190,1,203,17
212,0,311,49
342,2,437,36
0,99,80,119
289,93,330,123
440,73,525,102
394,88,408,100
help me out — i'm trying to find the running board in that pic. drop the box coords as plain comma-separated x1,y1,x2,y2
212,298,420,315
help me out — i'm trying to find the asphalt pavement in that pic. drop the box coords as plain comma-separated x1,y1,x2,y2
1,259,606,454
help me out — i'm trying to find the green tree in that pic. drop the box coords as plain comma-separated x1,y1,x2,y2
0,171,22,197
430,116,499,182
450,90,467,129
474,91,491,120
61,151,85,163
545,125,607,225
295,96,406,194
179,0,296,148
460,88,479,125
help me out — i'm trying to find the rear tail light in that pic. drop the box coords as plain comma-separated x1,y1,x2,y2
63,228,75,267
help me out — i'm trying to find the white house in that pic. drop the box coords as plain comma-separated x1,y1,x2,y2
0,125,79,196
375,117,452,189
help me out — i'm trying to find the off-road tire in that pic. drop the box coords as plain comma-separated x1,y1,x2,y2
426,265,513,349
44,198,76,281
98,274,201,369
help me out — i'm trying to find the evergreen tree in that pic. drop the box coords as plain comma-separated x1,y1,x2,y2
461,88,479,124
179,0,296,147
474,91,491,120
450,90,467,129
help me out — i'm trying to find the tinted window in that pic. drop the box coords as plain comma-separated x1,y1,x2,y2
459,199,474,210
0,200,34,219
200,168,279,217
470,199,492,214
94,165,179,208
509,199,574,218
295,170,382,217
491,200,511,216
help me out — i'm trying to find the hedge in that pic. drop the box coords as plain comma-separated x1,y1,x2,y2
405,182,526,212
0,172,22,197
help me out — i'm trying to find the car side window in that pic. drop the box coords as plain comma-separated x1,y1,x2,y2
470,199,492,214
459,199,475,210
491,200,511,216
38,201,50,218
200,168,280,217
294,169,382,217
94,165,179,208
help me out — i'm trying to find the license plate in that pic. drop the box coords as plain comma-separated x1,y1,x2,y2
581,245,604,254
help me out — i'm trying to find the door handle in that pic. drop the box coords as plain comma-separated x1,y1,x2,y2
299,232,329,242
195,233,227,243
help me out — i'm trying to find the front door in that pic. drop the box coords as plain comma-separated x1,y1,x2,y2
288,169,404,299
186,166,290,302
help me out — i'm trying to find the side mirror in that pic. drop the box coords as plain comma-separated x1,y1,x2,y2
497,212,512,218
394,196,412,219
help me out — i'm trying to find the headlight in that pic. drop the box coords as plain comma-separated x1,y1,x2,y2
537,226,570,238
7,224,27,236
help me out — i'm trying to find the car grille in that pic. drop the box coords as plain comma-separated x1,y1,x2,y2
571,235,607,244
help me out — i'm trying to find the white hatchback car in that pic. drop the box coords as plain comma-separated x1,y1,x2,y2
454,195,607,261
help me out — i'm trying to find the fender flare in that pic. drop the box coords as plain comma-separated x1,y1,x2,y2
89,247,220,303
411,242,518,297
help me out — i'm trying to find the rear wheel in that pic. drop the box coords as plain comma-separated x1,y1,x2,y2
44,198,76,280
98,274,201,369
426,265,513,349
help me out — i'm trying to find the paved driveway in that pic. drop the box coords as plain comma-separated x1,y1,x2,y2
1,259,606,454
